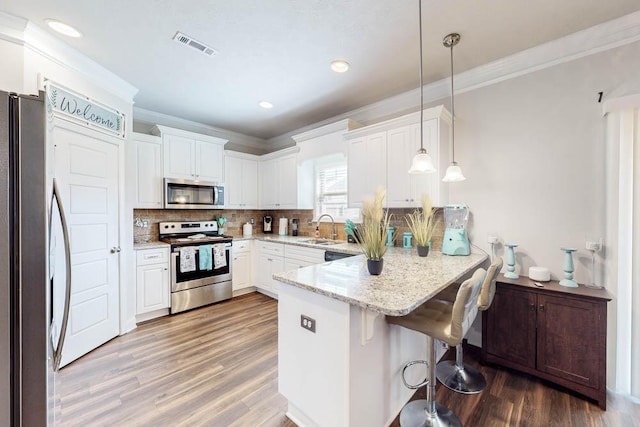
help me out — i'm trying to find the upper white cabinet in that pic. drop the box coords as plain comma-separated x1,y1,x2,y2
386,121,439,207
152,125,227,183
128,132,163,208
225,151,259,209
347,131,387,209
259,148,301,210
345,106,451,208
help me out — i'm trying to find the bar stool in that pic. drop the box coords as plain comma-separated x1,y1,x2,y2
435,258,503,394
387,268,486,427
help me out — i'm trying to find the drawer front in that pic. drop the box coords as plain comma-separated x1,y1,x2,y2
258,241,284,256
136,247,170,266
233,240,252,254
285,245,325,264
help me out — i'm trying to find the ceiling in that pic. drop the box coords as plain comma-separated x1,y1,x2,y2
5,0,640,139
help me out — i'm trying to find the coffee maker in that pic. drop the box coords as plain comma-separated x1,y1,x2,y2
291,218,299,236
263,215,273,233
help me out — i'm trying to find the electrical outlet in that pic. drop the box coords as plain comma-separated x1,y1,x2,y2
586,239,602,252
487,235,499,244
300,315,316,333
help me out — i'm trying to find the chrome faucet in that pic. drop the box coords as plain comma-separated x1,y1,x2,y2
316,214,337,240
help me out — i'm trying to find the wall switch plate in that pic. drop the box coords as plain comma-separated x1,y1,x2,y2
300,315,316,333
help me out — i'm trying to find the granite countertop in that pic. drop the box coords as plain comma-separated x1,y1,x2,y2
133,234,360,253
133,241,170,250
273,249,488,316
251,234,361,255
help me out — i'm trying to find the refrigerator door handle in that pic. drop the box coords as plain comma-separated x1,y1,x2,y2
50,178,72,371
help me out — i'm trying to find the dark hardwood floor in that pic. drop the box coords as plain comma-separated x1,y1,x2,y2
56,292,639,426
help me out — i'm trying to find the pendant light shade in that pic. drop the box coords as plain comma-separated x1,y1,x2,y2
408,0,436,175
409,149,436,174
442,33,466,182
442,162,465,182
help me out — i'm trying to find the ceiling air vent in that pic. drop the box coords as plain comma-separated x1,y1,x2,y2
172,31,218,57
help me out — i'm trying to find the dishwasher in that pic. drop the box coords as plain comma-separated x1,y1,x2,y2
324,251,356,262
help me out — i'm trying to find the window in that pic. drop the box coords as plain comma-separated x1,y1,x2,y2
315,158,360,221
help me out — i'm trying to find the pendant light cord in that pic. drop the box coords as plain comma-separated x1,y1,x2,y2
449,40,455,163
418,0,424,152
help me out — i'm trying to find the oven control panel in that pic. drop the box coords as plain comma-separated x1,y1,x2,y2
159,221,218,236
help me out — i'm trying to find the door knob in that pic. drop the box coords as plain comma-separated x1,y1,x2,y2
110,246,121,254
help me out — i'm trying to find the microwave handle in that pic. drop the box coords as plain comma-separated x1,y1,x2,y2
213,186,219,205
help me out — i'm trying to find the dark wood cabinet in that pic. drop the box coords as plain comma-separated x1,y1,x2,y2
482,275,612,409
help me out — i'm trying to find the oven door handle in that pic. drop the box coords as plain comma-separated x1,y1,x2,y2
170,252,178,290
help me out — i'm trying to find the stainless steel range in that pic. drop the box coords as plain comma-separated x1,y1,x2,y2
159,221,233,314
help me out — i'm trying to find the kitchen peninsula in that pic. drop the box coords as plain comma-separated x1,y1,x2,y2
274,249,487,427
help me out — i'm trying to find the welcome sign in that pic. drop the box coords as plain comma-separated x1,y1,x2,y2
46,82,125,138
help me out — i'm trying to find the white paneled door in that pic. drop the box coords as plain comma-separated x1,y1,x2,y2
51,120,120,368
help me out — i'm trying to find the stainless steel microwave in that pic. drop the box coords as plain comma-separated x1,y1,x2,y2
164,178,224,209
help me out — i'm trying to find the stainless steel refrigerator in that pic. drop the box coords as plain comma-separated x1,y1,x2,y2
1,91,70,426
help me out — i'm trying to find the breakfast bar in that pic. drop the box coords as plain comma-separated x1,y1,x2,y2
274,248,487,427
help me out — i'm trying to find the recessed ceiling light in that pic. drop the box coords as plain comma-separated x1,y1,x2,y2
46,19,82,38
259,101,273,109
330,59,350,73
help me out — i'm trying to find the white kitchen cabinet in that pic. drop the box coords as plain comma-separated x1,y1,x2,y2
152,125,227,183
232,240,253,294
345,106,451,208
347,131,387,208
259,150,299,209
284,245,325,267
135,247,170,321
256,241,285,297
386,121,439,208
128,132,163,208
225,152,259,209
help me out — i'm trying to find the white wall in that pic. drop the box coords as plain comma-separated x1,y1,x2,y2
448,40,640,285
0,39,23,92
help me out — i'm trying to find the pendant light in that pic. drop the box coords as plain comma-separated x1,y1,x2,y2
442,33,466,182
408,0,436,174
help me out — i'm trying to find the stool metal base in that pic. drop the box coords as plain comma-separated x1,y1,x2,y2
399,400,461,427
436,360,486,394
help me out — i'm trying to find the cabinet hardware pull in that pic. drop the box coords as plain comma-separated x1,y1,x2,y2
539,304,545,311
530,303,536,311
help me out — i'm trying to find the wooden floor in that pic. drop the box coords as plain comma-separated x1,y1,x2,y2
56,292,640,426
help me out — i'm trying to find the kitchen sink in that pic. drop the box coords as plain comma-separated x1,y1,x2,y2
302,239,342,246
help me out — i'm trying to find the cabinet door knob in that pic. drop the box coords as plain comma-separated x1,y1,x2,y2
539,304,545,311
529,303,536,311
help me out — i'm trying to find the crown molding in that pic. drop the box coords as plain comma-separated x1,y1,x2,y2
134,106,267,152
223,150,260,161
272,10,640,145
0,12,138,102
343,106,451,140
0,11,27,42
259,145,300,161
291,119,363,143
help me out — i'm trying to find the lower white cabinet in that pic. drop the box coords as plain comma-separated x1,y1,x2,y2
232,240,253,294
135,247,170,321
284,245,325,269
256,241,285,296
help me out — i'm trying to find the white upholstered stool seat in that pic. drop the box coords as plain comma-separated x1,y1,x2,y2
435,257,503,394
386,268,486,427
